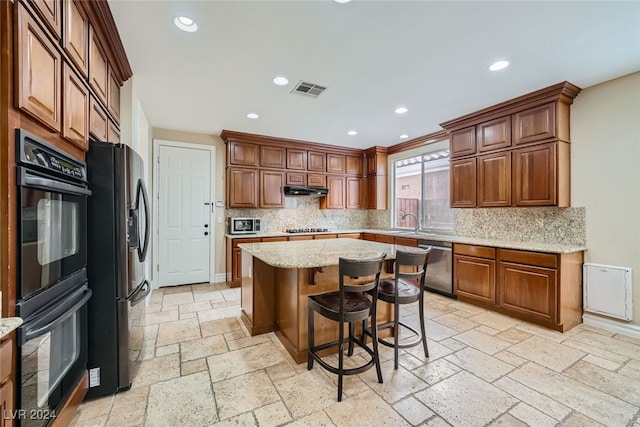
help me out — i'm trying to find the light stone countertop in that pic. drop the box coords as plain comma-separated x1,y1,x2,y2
228,229,587,254
238,238,426,269
0,317,23,339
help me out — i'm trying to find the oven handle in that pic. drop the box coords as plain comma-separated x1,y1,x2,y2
18,168,92,196
18,286,92,345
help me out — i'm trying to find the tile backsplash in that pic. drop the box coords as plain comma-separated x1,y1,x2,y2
454,207,586,246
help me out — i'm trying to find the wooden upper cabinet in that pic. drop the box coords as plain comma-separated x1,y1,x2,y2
259,170,284,208
259,145,285,169
513,103,556,145
16,3,61,131
345,176,362,209
63,0,89,77
89,27,108,105
477,116,511,152
286,172,306,186
228,167,258,208
366,153,377,175
286,148,307,170
229,141,258,166
28,0,61,39
108,66,120,123
307,173,326,187
366,175,387,210
62,63,89,150
346,155,363,175
450,127,476,158
107,120,120,143
450,158,477,208
308,151,326,172
327,154,345,174
477,152,511,207
321,175,345,209
89,96,108,141
512,142,557,206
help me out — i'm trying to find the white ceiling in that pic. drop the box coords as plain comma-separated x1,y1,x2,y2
109,0,640,149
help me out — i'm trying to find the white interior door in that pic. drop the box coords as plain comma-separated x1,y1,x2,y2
157,143,212,287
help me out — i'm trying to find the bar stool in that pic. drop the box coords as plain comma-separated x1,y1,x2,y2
374,248,431,369
307,253,386,402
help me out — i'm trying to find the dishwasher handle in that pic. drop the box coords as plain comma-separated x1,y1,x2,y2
418,240,452,251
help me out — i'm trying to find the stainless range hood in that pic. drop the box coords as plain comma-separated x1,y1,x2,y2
284,185,329,197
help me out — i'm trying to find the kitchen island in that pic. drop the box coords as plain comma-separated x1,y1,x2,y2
237,238,424,363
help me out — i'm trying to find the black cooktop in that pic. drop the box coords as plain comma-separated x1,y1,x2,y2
285,228,329,233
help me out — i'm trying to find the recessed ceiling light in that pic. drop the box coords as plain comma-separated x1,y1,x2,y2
334,0,352,3
246,113,259,119
395,107,408,114
174,16,198,32
273,76,289,86
400,134,409,139
489,60,510,71
347,130,358,136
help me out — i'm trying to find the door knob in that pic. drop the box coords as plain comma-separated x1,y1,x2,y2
204,231,209,236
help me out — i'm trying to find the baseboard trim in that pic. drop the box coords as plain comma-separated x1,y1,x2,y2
213,273,227,283
582,313,640,339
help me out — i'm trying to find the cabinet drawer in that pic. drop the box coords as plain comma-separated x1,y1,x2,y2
338,233,361,239
0,338,13,382
261,237,287,243
454,244,495,259
374,234,394,244
231,238,261,249
498,249,557,269
362,233,375,241
395,237,418,247
314,234,337,239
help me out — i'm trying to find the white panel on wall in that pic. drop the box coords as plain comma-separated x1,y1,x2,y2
583,263,633,321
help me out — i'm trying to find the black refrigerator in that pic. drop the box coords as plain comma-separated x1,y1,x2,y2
85,140,151,398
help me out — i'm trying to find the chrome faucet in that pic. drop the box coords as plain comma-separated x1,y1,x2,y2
401,212,420,234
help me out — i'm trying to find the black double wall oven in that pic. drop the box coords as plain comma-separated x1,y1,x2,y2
15,129,92,426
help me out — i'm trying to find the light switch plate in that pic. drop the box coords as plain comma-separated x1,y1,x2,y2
215,200,224,207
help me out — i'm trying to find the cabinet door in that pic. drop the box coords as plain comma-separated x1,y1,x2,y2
512,143,556,206
477,116,511,152
260,146,285,169
346,155,363,175
366,153,377,175
62,63,89,150
0,379,14,427
108,66,120,123
366,175,387,210
259,170,284,208
345,176,362,209
327,154,345,174
322,175,345,209
286,148,306,170
28,0,61,38
16,4,61,131
229,141,258,166
89,27,108,105
498,261,557,324
307,174,326,187
308,151,326,172
450,158,477,208
450,127,476,157
454,254,496,305
232,248,242,284
63,0,88,77
107,120,120,143
228,168,258,208
513,103,556,145
89,97,108,141
286,172,306,186
477,152,511,207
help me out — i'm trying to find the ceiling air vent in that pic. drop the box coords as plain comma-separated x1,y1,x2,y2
291,81,327,98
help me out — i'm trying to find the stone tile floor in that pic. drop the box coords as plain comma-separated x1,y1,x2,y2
70,282,640,427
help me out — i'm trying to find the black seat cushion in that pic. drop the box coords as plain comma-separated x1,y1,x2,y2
309,291,372,317
378,279,421,304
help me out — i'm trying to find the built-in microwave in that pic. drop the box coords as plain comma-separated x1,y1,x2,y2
228,217,261,234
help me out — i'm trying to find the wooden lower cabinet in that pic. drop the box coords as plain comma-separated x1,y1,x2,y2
454,245,496,306
0,335,14,427
227,237,261,287
453,243,583,332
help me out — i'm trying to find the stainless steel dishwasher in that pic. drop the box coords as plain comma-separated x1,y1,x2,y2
419,239,454,298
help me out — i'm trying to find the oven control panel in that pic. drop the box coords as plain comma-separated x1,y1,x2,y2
17,129,87,183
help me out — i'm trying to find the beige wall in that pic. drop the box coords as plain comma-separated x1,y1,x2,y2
572,71,640,327
151,128,227,282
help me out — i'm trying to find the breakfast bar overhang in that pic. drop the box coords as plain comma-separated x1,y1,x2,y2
237,238,424,363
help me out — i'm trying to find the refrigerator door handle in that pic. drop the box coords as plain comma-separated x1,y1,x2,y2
128,279,151,307
135,178,151,262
